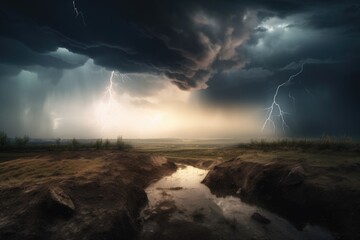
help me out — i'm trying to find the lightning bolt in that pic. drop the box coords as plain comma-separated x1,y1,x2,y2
106,71,116,105
262,63,305,133
103,70,131,103
96,70,131,132
104,70,132,106
72,1,86,26
96,71,119,132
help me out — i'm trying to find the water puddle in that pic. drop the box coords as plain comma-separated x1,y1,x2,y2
141,165,334,240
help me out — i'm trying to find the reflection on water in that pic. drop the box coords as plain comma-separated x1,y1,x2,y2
141,165,334,240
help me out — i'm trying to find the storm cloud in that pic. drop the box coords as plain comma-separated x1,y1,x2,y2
1,0,356,88
1,0,360,137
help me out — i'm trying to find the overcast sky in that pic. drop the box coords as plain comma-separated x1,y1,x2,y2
0,0,359,138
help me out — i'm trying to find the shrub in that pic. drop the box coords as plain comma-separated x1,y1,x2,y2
14,135,30,147
71,138,80,149
95,138,103,149
245,137,360,152
0,131,8,147
116,136,132,151
116,136,124,149
104,139,110,149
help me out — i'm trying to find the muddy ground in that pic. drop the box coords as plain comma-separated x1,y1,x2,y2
203,154,360,240
0,151,176,240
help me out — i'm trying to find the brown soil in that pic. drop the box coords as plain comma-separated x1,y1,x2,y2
202,156,360,240
0,151,176,240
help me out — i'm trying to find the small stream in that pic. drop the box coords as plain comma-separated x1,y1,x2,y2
140,165,334,240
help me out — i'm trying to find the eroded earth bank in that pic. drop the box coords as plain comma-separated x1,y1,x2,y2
0,152,176,240
1,148,359,240
203,153,360,240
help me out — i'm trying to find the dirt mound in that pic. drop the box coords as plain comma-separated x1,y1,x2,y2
202,157,360,240
0,151,176,240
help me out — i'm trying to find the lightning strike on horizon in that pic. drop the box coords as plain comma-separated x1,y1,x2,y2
72,1,86,26
104,71,132,104
105,71,116,105
96,70,132,132
262,63,305,133
103,70,132,106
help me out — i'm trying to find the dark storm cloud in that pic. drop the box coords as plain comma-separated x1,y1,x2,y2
0,37,86,69
1,0,360,136
0,60,108,137
199,59,360,136
287,61,360,136
198,68,273,106
117,73,168,97
4,0,354,89
0,64,21,77
305,4,360,32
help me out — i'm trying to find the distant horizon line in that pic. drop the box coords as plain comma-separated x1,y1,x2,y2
9,136,360,141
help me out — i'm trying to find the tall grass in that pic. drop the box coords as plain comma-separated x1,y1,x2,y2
0,134,132,152
242,135,360,152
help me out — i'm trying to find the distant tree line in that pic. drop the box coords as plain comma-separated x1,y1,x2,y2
53,136,131,151
0,131,30,148
0,131,8,147
93,136,128,150
242,135,360,152
0,131,132,151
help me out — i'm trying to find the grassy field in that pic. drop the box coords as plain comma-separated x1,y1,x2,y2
1,138,359,188
134,138,359,162
0,139,358,240
132,139,360,190
0,154,106,188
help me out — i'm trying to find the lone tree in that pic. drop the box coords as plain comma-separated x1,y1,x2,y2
0,131,8,147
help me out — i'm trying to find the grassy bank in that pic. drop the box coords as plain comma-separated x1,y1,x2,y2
243,137,360,152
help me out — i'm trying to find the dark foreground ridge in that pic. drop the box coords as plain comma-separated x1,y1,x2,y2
203,156,360,240
0,152,176,240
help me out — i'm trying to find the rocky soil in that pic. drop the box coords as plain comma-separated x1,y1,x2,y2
0,152,176,240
